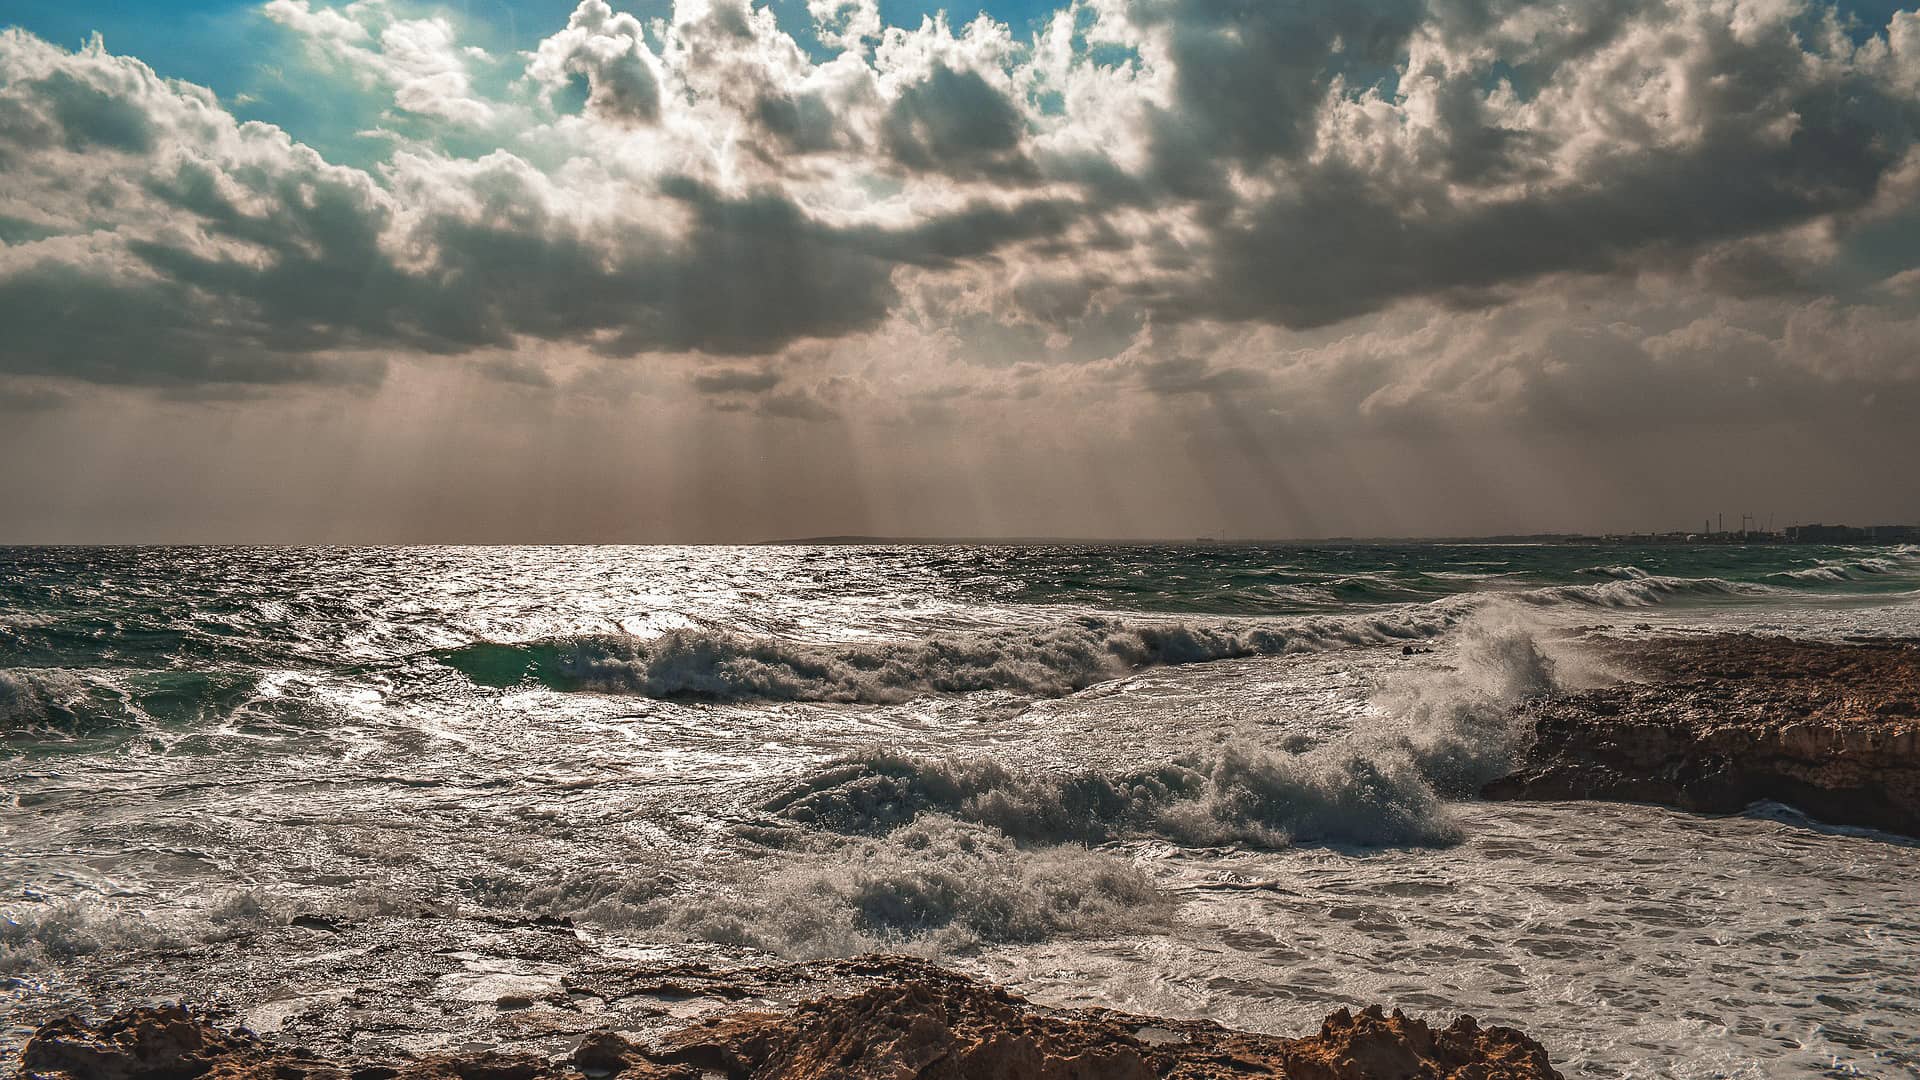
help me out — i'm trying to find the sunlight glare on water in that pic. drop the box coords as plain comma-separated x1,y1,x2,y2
4,543,1919,1076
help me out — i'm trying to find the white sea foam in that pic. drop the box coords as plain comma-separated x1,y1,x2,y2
441,611,1462,703
1577,564,1654,580
562,815,1166,958
436,562,1835,705
0,891,272,976
1769,547,1920,583
1,903,170,977
763,609,1595,852
0,669,85,734
1514,574,1778,608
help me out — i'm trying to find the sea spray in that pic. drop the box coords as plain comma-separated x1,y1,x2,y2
762,744,1459,849
576,613,1602,958
0,669,91,735
433,568,1780,707
537,816,1167,959
0,667,263,736
1370,607,1617,796
0,885,456,977
435,611,1461,703
1515,575,1779,608
763,607,1607,851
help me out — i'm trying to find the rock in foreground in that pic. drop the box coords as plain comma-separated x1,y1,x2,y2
1485,634,1920,835
19,960,1562,1079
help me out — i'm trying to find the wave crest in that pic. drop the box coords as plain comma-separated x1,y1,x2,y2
1515,575,1775,608
763,744,1460,849
436,612,1458,703
0,668,87,734
1,667,260,736
766,616,1591,852
556,815,1166,958
1769,548,1920,584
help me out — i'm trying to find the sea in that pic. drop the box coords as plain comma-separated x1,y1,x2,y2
3,543,1918,1077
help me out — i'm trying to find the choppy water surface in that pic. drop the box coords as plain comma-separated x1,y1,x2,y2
4,544,1919,1077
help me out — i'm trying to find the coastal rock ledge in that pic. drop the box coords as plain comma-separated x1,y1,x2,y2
19,962,1562,1080
1485,634,1920,835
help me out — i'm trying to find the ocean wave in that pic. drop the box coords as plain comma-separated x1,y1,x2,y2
1577,564,1653,580
1,667,260,736
0,668,88,734
1769,548,1920,584
527,612,1597,958
1514,575,1778,608
434,611,1460,703
764,744,1460,849
542,815,1166,958
762,613,1594,851
0,890,292,975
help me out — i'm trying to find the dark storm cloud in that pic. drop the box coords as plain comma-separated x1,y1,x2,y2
1197,117,1901,329
849,195,1082,267
1133,0,1426,173
3,1,1920,395
882,62,1035,180
759,386,839,420
1113,2,1920,328
0,251,389,389
0,379,70,412
754,88,848,154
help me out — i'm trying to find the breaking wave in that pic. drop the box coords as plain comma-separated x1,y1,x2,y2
1,667,260,737
1577,564,1654,580
434,550,1877,706
1576,548,1920,594
0,890,296,975
764,743,1460,849
1515,575,1778,608
1,668,88,734
760,612,1599,852
517,611,1604,958
435,612,1460,703
1768,548,1920,584
574,815,1166,958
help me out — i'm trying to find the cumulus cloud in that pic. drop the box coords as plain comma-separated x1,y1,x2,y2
524,0,664,125
264,0,496,125
808,0,881,53
1,0,1918,423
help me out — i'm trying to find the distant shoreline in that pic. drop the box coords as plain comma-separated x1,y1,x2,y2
761,531,1920,547
0,533,1913,549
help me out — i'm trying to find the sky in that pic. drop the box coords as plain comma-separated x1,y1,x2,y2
1,0,1917,543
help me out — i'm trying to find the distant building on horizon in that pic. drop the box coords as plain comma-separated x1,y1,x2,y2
1785,523,1920,543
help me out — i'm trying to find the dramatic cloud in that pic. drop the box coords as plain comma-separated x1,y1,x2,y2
1,0,1918,538
524,0,664,125
264,0,497,125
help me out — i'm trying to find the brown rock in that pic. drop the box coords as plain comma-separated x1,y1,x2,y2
1484,635,1920,835
16,961,1564,1080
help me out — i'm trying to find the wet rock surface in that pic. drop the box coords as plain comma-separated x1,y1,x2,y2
16,957,1563,1079
1485,634,1920,835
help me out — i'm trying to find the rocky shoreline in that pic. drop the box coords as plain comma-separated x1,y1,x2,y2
1485,633,1920,835
17,957,1562,1079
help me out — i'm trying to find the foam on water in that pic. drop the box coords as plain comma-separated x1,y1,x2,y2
0,669,84,734
762,610,1596,855
594,815,1167,959
435,611,1461,703
1515,575,1782,608
5,545,1920,1076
